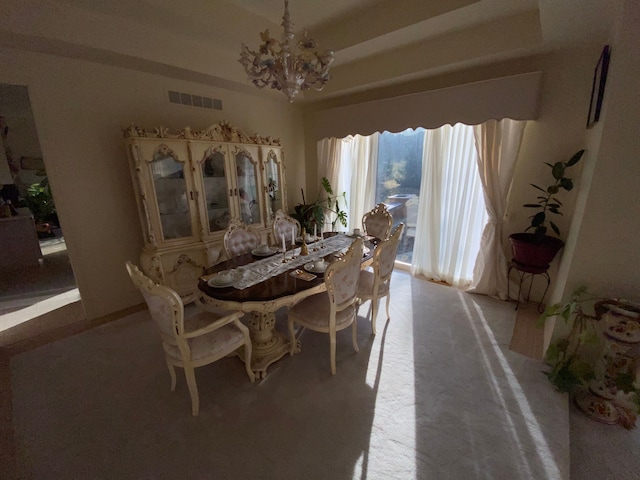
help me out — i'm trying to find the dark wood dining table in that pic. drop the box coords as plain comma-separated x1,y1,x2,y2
198,233,377,378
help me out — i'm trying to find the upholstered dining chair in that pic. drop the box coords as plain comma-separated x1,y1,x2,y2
272,208,301,245
362,203,393,241
223,219,261,258
356,223,404,335
126,261,255,416
287,238,364,375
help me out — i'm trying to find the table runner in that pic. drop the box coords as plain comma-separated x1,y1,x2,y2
231,234,357,290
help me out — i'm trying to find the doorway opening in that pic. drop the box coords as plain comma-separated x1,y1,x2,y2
0,83,79,319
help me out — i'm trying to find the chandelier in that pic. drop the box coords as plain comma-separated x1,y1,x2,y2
239,0,334,103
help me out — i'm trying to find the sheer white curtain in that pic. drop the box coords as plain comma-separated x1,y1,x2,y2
346,133,379,231
467,119,527,299
317,137,342,196
412,124,488,287
317,137,344,231
318,134,378,232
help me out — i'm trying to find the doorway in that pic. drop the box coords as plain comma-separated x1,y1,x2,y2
0,83,78,316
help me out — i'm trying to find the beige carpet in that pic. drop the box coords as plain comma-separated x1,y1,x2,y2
11,272,571,479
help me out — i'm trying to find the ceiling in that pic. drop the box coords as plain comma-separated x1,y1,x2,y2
0,0,617,103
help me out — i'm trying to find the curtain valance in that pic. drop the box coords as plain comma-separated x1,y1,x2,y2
315,72,541,140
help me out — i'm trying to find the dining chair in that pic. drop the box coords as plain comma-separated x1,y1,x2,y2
356,223,404,335
287,238,364,375
272,208,301,245
125,261,255,416
223,219,261,258
362,203,393,240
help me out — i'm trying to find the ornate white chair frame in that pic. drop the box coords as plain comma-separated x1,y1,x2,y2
126,261,255,416
357,223,404,335
287,238,365,375
362,203,393,241
272,209,301,246
223,219,262,258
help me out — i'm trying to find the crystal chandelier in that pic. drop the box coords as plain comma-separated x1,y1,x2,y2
239,0,335,103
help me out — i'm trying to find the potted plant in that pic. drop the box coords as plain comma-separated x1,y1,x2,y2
292,177,347,233
509,149,585,269
540,287,640,428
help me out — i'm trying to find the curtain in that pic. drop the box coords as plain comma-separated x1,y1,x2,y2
319,134,379,232
317,137,343,232
467,119,527,299
411,124,488,287
347,133,379,231
317,137,342,197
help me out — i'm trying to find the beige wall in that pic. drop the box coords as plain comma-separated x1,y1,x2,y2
556,0,640,302
0,47,304,319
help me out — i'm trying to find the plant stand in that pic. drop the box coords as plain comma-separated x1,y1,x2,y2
507,260,550,312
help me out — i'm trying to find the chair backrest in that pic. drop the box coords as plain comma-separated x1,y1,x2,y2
125,261,184,344
362,203,393,240
405,196,419,226
223,219,261,258
325,238,364,313
272,209,301,245
373,223,404,281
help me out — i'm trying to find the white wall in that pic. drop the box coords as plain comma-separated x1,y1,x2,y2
506,46,600,300
0,47,304,319
557,0,640,302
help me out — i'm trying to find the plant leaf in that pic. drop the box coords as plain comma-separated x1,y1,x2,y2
552,162,565,180
531,212,545,226
566,149,585,166
547,185,559,194
524,204,542,208
550,221,560,235
552,197,563,205
321,177,333,195
560,178,574,191
530,184,547,193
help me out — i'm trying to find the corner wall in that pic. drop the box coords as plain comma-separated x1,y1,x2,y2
0,48,304,319
556,0,640,303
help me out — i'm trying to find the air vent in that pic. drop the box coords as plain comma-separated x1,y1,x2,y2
168,90,222,111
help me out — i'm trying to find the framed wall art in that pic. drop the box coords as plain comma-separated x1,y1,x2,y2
586,45,611,129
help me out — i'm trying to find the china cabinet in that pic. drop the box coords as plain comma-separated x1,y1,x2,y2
123,121,287,301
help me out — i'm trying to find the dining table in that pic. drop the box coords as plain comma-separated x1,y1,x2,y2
198,232,377,378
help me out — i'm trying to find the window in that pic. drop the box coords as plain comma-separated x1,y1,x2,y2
376,129,424,262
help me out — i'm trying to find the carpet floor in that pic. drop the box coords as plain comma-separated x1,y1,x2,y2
10,272,570,479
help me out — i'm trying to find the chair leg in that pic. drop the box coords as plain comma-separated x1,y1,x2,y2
371,297,380,335
352,319,359,353
166,357,177,392
330,332,337,376
385,292,391,321
183,365,200,416
243,338,256,383
288,318,297,355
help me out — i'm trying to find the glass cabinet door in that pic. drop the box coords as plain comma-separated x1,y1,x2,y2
149,145,194,241
264,148,284,220
199,146,231,233
231,146,262,226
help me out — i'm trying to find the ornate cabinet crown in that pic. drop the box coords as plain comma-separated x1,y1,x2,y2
123,121,287,302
